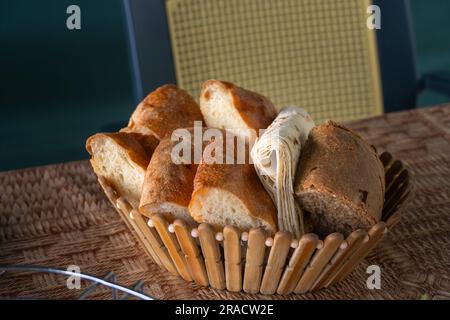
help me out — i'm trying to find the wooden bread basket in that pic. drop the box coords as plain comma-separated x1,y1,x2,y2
96,151,411,295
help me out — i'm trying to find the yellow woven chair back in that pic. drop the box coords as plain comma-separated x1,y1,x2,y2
166,0,383,123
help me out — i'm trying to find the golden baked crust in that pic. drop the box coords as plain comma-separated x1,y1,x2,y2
191,141,278,232
294,121,385,235
86,132,150,171
119,127,159,157
139,136,198,216
127,84,204,140
201,80,277,131
139,127,209,222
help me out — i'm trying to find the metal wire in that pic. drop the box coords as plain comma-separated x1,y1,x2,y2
0,264,154,300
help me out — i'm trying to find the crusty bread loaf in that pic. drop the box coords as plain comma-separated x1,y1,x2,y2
189,141,277,233
139,130,205,224
86,132,150,208
294,121,385,236
200,80,277,136
125,84,204,144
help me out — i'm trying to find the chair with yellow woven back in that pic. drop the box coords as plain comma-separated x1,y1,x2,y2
121,0,450,126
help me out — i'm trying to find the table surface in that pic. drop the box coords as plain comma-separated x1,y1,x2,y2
1,105,449,300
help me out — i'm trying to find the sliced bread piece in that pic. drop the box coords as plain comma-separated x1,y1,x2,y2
189,141,277,233
126,84,204,143
200,80,277,137
139,128,207,224
86,132,150,208
294,121,385,236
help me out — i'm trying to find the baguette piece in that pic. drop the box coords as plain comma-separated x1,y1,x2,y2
139,128,207,224
251,107,315,238
294,121,385,236
189,141,277,233
200,80,277,137
86,132,150,208
125,84,204,145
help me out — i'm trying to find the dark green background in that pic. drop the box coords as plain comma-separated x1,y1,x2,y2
1,0,449,171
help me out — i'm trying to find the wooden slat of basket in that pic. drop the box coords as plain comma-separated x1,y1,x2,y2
152,214,193,282
277,234,318,295
384,182,411,221
260,231,292,295
198,223,226,290
97,177,118,207
126,210,179,276
173,219,209,286
243,228,266,294
331,222,387,285
99,178,134,236
385,169,408,203
381,150,411,226
386,194,410,228
114,198,162,267
223,226,242,292
312,229,367,289
137,215,182,276
98,177,173,272
294,233,343,294
385,188,411,223
379,151,393,168
98,178,138,247
385,160,403,188
127,209,163,267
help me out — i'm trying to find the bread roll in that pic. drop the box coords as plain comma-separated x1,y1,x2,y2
251,107,315,238
294,121,385,236
200,80,277,137
139,128,206,224
125,84,204,145
86,132,150,207
189,141,277,233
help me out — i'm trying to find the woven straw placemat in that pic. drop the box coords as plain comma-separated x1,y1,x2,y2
1,105,449,299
